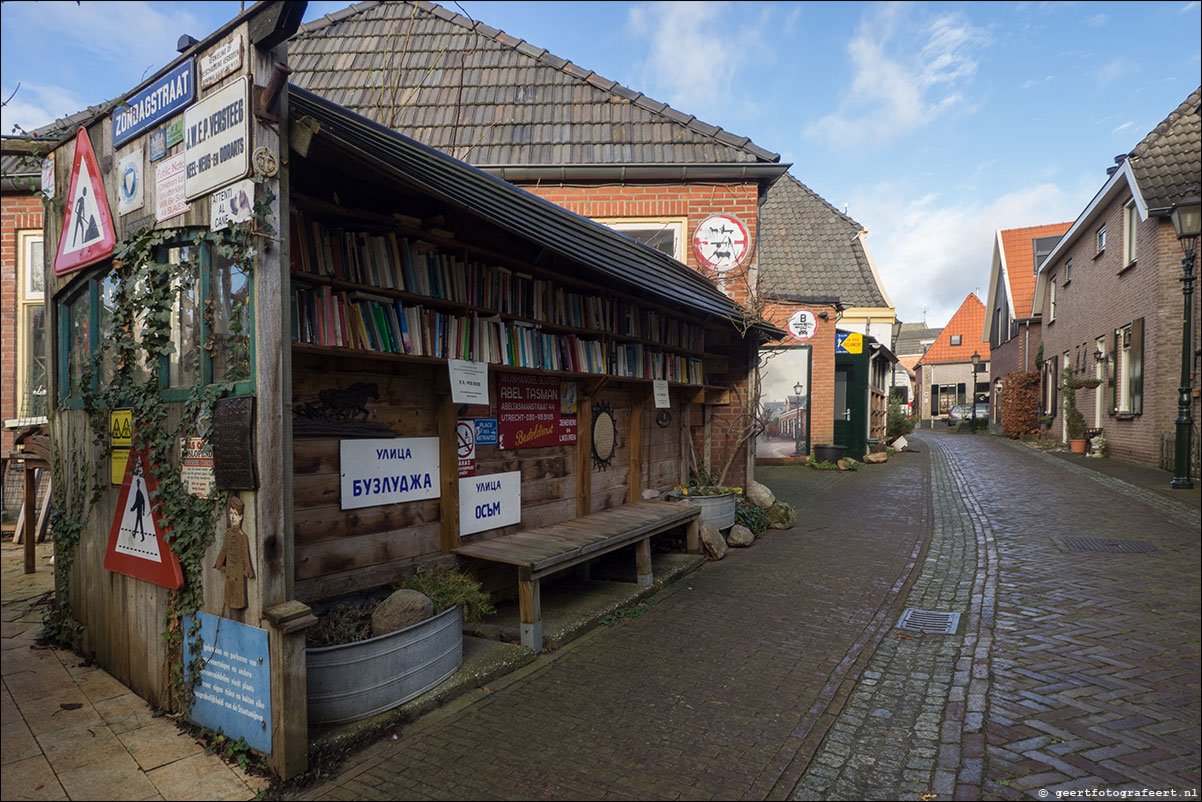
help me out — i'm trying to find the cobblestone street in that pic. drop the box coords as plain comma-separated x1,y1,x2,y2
289,431,1200,801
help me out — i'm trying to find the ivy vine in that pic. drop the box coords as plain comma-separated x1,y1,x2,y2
43,182,275,712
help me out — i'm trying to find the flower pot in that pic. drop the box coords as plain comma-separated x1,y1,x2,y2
812,444,846,464
667,488,737,530
1069,439,1087,454
307,605,463,725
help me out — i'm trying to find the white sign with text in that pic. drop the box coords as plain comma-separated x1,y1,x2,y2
184,77,249,200
340,437,440,510
458,471,521,536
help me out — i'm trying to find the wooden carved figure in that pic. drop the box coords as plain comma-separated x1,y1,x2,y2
214,496,255,610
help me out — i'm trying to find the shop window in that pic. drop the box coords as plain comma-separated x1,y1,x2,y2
595,218,686,262
57,234,253,405
10,231,47,423
1112,318,1143,415
1122,200,1138,268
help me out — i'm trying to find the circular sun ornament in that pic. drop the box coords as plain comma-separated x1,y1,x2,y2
693,213,751,272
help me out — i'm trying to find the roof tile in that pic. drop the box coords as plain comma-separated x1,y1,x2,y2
918,294,990,366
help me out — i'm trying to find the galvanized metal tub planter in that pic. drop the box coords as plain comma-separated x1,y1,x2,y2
667,489,737,530
307,604,463,725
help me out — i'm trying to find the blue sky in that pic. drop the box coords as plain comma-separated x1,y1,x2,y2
3,1,1199,326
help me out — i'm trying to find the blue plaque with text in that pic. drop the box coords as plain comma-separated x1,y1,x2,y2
183,612,271,754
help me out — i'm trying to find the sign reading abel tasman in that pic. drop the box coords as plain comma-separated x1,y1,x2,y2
340,437,440,510
112,58,194,147
459,471,521,535
184,76,249,200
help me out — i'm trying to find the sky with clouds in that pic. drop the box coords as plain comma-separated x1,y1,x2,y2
3,1,1199,326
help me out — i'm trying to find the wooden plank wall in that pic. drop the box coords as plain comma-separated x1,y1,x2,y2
291,354,687,604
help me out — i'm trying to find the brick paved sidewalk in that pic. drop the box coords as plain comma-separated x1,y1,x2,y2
793,430,1200,801
286,449,933,801
1,542,268,801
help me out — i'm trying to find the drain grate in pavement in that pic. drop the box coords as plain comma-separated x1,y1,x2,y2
1060,536,1158,554
897,609,960,634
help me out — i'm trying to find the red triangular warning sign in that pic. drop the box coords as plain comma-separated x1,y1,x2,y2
54,127,116,277
104,447,183,589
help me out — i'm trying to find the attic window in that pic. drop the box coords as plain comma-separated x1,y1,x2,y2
596,218,686,262
950,334,962,346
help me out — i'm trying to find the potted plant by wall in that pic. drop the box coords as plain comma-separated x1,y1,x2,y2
1062,365,1088,454
667,470,740,530
306,566,495,725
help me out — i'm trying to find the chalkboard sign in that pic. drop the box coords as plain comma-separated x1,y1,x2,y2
212,396,257,489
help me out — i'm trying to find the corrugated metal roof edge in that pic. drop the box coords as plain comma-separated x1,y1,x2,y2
290,84,783,339
292,0,782,165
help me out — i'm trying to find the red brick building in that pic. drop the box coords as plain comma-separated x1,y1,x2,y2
1033,88,1201,468
1,146,46,458
981,222,1072,429
916,294,991,426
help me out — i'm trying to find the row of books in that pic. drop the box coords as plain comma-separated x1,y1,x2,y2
291,207,706,352
291,281,706,383
610,343,705,385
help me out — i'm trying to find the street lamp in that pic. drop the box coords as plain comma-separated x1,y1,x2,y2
793,381,804,456
970,352,981,434
1169,196,1200,489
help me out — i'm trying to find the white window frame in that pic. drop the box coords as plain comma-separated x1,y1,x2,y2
595,217,687,262
1122,200,1138,267
950,334,961,346
9,230,47,426
1049,275,1057,322
1096,224,1106,254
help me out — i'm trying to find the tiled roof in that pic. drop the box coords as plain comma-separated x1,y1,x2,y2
917,294,990,366
999,222,1071,319
289,1,780,166
893,322,942,357
1128,86,1201,212
758,173,888,307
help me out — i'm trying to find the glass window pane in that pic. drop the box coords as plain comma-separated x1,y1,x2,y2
23,305,47,418
210,251,251,382
167,246,201,388
67,291,91,398
27,237,44,296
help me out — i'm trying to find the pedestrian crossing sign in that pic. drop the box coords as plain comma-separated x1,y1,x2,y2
54,127,116,276
104,448,183,589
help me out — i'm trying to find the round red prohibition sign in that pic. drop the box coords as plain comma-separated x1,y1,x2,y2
456,421,475,458
693,213,751,272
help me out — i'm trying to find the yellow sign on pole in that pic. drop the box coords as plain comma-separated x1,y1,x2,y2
836,332,863,355
110,409,132,485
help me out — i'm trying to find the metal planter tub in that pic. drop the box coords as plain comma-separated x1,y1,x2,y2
667,489,737,530
812,444,846,464
307,605,463,726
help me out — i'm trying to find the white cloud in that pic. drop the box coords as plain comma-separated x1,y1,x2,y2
850,182,1080,325
0,82,89,134
1087,13,1109,27
625,1,761,123
1021,75,1055,90
803,7,989,150
12,1,207,67
1112,121,1136,136
1098,58,1136,86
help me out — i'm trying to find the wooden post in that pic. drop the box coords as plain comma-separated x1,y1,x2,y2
437,392,460,553
576,393,592,516
23,462,38,573
518,567,542,650
686,518,700,555
635,538,653,586
264,601,317,782
628,388,644,503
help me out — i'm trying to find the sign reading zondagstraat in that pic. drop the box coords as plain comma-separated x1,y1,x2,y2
112,59,194,147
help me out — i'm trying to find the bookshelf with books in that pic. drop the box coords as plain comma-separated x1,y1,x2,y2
290,205,708,385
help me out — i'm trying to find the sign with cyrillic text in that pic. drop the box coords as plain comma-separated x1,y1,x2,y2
459,471,520,536
184,76,249,199
340,437,440,510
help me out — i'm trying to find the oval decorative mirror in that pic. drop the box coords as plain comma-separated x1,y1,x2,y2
592,402,617,469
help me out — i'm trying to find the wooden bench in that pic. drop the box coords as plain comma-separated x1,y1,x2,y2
452,500,701,649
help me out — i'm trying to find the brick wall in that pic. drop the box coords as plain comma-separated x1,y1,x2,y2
523,182,761,306
1038,187,1201,466
762,301,837,450
989,320,1041,420
1,191,45,458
